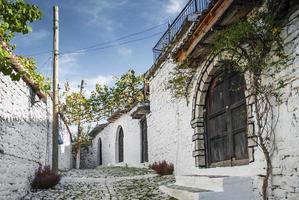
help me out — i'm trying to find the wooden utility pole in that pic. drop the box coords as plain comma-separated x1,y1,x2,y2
52,5,59,172
76,80,84,169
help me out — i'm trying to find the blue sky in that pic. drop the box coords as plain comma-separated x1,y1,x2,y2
13,0,188,94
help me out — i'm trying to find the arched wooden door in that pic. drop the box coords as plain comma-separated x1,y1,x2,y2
118,127,124,163
205,69,248,167
98,138,102,165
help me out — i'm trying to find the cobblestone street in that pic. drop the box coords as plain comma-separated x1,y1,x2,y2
23,167,176,200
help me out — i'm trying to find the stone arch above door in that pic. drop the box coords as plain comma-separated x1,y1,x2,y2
190,59,257,168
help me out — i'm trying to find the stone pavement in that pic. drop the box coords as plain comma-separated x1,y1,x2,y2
23,166,176,200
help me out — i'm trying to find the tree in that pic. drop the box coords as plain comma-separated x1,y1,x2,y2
61,70,146,168
111,69,145,110
61,81,92,169
90,84,113,121
0,0,49,93
90,69,146,118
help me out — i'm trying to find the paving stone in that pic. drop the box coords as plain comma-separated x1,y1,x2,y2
23,166,176,200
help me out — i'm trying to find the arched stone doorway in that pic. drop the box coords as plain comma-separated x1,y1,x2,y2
191,60,257,168
98,138,102,165
115,126,124,163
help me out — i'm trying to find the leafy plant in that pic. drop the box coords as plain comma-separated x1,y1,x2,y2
17,56,51,93
0,0,49,94
167,59,196,100
72,127,92,153
61,82,93,125
149,160,174,176
31,166,60,190
89,69,146,119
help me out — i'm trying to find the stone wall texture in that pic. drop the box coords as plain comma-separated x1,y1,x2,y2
0,72,72,199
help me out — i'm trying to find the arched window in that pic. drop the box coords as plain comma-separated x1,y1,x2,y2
205,69,248,167
98,138,102,165
116,126,124,163
140,118,148,163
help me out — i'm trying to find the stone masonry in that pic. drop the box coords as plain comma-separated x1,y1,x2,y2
0,71,72,199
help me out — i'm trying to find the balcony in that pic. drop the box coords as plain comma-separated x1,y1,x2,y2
153,0,212,62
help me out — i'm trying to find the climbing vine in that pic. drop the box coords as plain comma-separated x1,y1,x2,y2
18,56,51,92
0,0,50,94
168,0,294,199
167,59,196,99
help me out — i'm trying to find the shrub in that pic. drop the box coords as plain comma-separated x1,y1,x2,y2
149,160,174,176
31,166,61,189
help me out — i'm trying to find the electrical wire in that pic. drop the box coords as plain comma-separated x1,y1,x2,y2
26,22,167,57
60,31,163,56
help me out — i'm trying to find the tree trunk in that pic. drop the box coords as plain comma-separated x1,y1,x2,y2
76,146,81,169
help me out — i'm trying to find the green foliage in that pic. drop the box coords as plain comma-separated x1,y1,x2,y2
89,69,145,119
90,84,113,120
0,0,42,41
63,69,146,126
61,82,93,125
110,69,145,110
72,127,92,153
212,8,287,77
62,70,145,152
168,0,289,100
0,0,49,94
167,60,196,98
18,56,51,92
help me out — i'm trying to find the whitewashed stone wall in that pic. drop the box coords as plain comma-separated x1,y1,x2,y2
267,8,299,199
147,59,196,175
91,113,144,167
0,72,72,199
58,119,72,171
148,7,299,200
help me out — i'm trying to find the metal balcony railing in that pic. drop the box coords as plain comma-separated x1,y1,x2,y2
153,0,212,61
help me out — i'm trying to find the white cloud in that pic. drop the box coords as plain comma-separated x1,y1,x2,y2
74,0,128,30
86,74,114,86
15,29,50,46
59,53,83,79
164,0,187,14
58,51,114,96
117,47,133,57
82,75,114,96
30,29,50,41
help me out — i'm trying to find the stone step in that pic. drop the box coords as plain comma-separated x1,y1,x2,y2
175,175,226,192
160,175,257,200
159,184,211,200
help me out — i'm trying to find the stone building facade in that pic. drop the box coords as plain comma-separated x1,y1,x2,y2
0,67,72,199
88,0,299,199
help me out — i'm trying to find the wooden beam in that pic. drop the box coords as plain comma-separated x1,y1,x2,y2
176,0,234,62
